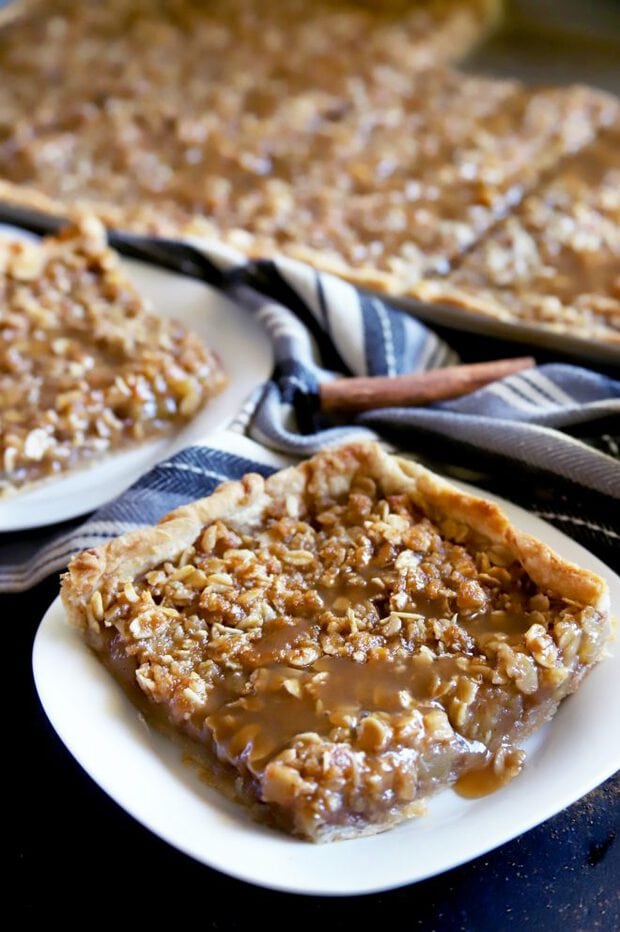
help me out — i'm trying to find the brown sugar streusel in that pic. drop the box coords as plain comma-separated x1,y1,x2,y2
0,1,617,291
0,217,226,495
0,0,497,253
414,124,620,341
86,475,607,840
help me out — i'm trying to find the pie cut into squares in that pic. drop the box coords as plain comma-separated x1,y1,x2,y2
2,0,618,295
0,0,502,256
411,123,620,343
61,443,611,842
0,217,226,496
278,79,620,289
0,67,616,293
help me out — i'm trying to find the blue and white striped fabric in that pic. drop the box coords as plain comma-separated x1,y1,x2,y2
0,220,618,591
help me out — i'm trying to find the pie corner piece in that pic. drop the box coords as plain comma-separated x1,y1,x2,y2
60,442,611,843
0,215,227,497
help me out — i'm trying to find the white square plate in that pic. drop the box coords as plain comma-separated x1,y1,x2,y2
32,483,620,895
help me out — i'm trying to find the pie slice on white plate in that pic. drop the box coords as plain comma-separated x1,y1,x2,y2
61,442,611,841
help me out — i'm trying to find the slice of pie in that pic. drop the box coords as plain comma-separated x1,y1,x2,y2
61,442,611,842
0,217,226,496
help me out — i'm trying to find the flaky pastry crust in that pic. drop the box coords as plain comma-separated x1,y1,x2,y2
62,442,608,625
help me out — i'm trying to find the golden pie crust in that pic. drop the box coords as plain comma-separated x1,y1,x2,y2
61,443,611,841
0,217,226,496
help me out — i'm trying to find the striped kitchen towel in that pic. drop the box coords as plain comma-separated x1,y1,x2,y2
0,215,618,590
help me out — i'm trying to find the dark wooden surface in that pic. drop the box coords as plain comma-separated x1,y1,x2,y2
12,573,619,928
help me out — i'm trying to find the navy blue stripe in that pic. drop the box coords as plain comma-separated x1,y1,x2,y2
276,359,322,433
389,302,407,373
241,260,352,375
359,293,388,376
518,371,567,405
273,359,318,400
500,378,549,409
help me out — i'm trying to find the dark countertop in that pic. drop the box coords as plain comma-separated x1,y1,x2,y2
12,572,620,928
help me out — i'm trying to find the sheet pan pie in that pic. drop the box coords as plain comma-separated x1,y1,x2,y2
413,125,620,345
61,444,612,842
0,218,226,496
1,1,618,345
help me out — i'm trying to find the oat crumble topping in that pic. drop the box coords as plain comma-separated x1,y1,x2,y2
0,0,617,295
83,469,607,839
0,218,226,494
417,125,620,341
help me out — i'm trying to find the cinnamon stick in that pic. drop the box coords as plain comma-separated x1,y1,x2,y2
319,356,535,414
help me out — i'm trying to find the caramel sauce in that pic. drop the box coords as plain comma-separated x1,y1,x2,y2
464,608,531,638
454,759,516,799
241,617,317,666
101,526,538,820
178,574,531,782
312,654,463,708
96,631,252,807
208,687,321,771
207,654,466,772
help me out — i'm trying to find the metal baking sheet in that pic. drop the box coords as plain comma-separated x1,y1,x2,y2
389,295,620,367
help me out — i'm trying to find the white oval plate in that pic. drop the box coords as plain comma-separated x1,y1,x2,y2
32,487,620,896
0,225,272,531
